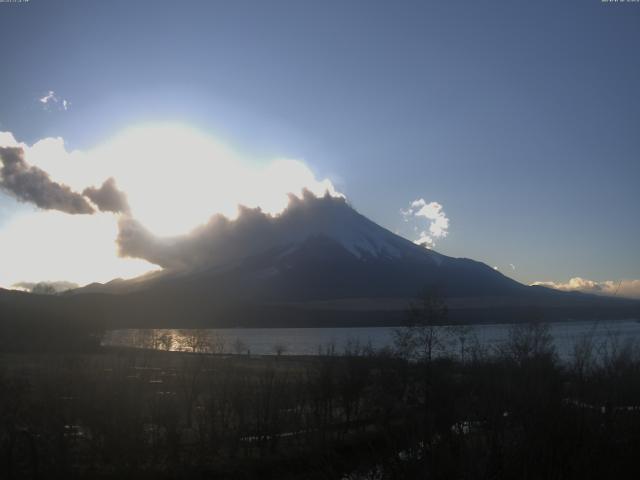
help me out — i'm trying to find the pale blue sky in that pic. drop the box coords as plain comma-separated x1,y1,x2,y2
0,0,639,286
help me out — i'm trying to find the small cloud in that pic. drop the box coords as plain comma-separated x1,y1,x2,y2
12,280,78,295
400,198,450,249
38,90,70,111
531,277,640,299
39,91,56,105
509,263,516,271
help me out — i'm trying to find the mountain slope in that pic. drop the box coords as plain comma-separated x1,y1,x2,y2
40,193,636,328
78,192,528,301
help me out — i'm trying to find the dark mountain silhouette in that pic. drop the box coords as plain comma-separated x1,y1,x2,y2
2,193,639,329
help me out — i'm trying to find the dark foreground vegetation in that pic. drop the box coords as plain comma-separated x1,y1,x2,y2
2,318,640,480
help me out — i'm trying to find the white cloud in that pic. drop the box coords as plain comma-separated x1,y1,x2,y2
509,263,516,271
38,90,70,111
0,131,19,147
39,91,55,105
401,198,450,249
532,277,640,299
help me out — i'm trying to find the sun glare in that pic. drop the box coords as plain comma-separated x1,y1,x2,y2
88,124,338,237
0,210,156,288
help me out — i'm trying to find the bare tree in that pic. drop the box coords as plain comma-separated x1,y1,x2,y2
210,332,226,354
177,355,205,427
571,332,597,379
393,288,448,362
273,343,287,357
135,329,160,350
233,337,247,355
447,323,474,362
159,333,173,351
501,320,556,365
179,329,211,353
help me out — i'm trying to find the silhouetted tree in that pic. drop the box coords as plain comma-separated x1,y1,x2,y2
394,287,448,362
233,337,247,355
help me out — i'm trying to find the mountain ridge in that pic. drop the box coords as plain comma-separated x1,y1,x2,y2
74,192,522,298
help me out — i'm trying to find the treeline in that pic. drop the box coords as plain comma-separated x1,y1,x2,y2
1,320,640,479
0,290,104,353
0,313,103,353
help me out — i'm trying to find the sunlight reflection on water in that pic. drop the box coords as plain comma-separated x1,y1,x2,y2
102,319,640,360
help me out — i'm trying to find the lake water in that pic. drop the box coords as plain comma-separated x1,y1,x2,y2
103,318,640,361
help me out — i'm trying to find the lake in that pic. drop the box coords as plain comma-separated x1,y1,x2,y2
102,318,640,361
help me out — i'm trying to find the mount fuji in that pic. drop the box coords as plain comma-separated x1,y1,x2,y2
2,192,638,328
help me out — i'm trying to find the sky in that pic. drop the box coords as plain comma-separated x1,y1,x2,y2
0,0,639,296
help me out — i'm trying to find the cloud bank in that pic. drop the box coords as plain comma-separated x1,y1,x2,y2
0,125,342,287
401,198,450,248
532,277,640,299
117,191,350,270
0,147,95,214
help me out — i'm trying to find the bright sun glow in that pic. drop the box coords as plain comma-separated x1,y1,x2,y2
0,210,156,287
32,124,338,236
107,125,338,235
0,124,340,287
